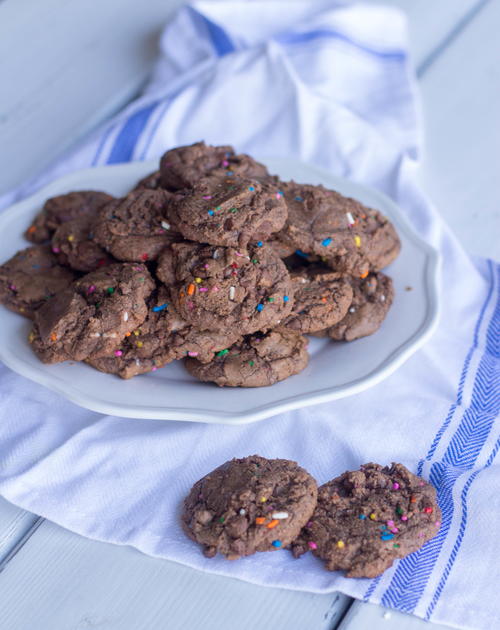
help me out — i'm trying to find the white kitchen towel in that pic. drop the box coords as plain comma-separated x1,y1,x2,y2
0,2,498,629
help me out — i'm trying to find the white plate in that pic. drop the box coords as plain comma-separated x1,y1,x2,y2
0,159,439,424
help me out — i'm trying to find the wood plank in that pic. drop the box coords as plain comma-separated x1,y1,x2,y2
418,0,500,259
0,520,350,630
0,497,39,566
0,0,185,194
338,601,451,630
377,0,483,71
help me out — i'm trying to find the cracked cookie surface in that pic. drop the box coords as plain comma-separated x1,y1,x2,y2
185,327,308,387
169,242,294,335
170,175,287,248
159,141,268,191
182,455,317,559
25,190,113,243
279,182,400,276
291,462,441,578
283,267,353,333
88,287,242,378
31,263,154,363
0,245,76,318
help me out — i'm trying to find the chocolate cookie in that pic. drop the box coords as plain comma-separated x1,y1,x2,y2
88,287,242,379
291,463,441,578
316,272,394,341
266,234,296,259
31,263,154,363
154,246,177,287
132,170,162,191
185,328,309,387
169,175,287,248
169,242,294,335
0,245,76,318
282,268,353,333
25,191,114,243
279,182,400,276
159,142,268,191
93,189,181,262
182,455,318,559
51,214,114,272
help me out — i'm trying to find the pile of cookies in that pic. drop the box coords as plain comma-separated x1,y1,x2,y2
0,142,400,387
182,456,441,578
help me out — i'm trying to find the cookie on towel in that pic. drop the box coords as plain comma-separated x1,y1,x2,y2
182,455,318,559
291,462,441,578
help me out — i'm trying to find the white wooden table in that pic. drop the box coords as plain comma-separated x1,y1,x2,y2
0,1,498,628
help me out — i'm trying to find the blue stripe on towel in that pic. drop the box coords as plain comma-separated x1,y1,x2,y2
198,14,235,56
275,29,406,60
380,262,499,614
426,436,500,619
107,102,158,164
417,261,496,476
363,260,496,604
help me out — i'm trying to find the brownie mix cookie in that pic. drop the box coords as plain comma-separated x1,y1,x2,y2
185,327,309,387
0,245,76,318
291,463,441,578
31,263,154,363
261,234,295,260
132,170,162,191
282,268,353,334
51,214,114,272
88,287,242,379
279,182,400,276
169,242,294,335
159,141,268,191
25,190,114,244
182,455,318,559
315,272,394,341
93,189,181,262
169,175,288,248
